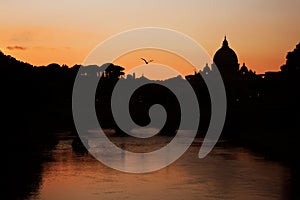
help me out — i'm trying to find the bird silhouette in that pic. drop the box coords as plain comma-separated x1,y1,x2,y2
141,58,154,64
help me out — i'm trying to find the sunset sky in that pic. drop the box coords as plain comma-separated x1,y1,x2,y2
1,0,300,78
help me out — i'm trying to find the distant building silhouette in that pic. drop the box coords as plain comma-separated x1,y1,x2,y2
187,37,257,82
126,72,136,80
212,36,240,79
202,63,211,75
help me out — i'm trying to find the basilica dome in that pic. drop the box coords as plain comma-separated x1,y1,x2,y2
213,36,239,76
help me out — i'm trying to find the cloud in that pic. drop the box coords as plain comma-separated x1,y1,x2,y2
6,45,27,51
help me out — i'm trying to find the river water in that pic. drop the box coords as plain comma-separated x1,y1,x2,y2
26,136,295,200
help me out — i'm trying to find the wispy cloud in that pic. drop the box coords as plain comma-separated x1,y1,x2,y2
6,45,27,50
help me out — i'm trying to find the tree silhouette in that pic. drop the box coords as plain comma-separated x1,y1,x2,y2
104,63,125,79
281,43,300,73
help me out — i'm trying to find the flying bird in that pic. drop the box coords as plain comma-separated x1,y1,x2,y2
141,58,154,64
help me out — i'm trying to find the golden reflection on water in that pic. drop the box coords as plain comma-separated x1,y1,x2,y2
31,139,290,200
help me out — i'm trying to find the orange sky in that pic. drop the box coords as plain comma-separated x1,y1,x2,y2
113,49,195,80
1,0,300,78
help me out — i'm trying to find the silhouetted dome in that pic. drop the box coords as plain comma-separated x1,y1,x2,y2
240,63,248,72
213,36,239,76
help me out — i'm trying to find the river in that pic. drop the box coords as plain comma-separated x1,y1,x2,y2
20,134,298,200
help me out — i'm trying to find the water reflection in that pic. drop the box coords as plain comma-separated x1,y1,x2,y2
22,137,296,200
7,150,51,200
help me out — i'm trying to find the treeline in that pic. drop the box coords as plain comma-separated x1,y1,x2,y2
1,42,300,160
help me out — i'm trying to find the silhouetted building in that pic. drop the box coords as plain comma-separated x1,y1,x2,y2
126,72,136,80
212,36,240,79
240,63,248,75
202,63,211,75
263,71,283,80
